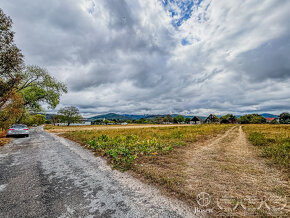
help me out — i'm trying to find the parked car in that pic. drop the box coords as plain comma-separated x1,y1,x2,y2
7,124,29,137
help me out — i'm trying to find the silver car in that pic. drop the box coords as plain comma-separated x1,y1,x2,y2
7,124,29,137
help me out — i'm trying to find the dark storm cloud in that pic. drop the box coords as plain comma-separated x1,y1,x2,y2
232,35,290,82
1,0,290,116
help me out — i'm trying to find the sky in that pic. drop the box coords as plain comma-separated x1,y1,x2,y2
1,0,290,117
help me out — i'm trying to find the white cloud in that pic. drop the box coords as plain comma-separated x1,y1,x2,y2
1,0,290,116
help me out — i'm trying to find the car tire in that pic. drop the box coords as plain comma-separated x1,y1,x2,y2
26,134,29,137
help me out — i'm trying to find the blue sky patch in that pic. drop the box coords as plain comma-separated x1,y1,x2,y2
160,0,209,28
181,38,190,45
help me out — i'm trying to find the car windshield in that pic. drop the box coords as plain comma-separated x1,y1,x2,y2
11,124,28,128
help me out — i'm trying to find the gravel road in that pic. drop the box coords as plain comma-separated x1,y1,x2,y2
0,127,196,218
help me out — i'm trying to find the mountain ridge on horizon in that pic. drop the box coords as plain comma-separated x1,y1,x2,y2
86,112,278,121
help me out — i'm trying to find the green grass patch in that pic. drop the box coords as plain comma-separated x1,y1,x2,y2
244,124,290,169
62,124,233,170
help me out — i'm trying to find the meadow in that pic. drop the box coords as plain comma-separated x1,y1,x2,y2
60,124,232,170
46,124,290,215
243,124,290,169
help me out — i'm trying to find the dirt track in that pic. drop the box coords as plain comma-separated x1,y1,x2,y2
183,126,289,216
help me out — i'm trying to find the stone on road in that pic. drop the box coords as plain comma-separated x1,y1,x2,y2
0,127,195,217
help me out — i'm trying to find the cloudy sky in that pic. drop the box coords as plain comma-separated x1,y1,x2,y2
1,0,290,116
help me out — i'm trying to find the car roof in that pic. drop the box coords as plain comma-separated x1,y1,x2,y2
11,124,28,128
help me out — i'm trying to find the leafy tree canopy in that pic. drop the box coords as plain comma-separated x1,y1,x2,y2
58,106,83,126
185,117,191,124
220,114,236,124
173,115,185,123
279,112,290,124
0,9,67,129
238,114,266,124
0,8,23,108
19,65,67,111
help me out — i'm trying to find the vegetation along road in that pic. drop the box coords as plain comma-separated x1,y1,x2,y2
0,126,195,217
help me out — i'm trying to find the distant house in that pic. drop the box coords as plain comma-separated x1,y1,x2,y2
204,114,220,124
265,118,275,123
190,116,202,124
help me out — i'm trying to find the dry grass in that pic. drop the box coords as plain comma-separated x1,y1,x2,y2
45,124,191,133
51,124,289,216
56,124,233,207
0,130,10,146
60,124,232,170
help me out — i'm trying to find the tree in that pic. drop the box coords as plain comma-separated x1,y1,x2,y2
220,114,236,124
250,115,266,124
21,114,46,126
279,112,290,124
185,117,191,124
166,114,173,122
0,91,24,130
238,115,251,124
173,115,185,123
58,106,83,126
19,65,67,111
0,9,67,130
237,114,266,124
50,114,62,126
0,9,24,109
154,116,163,124
270,119,278,124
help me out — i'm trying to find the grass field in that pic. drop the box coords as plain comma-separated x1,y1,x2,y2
59,124,232,170
243,124,290,169
50,124,234,208
47,124,289,216
45,124,190,133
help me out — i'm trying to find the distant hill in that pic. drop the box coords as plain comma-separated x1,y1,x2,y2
87,113,208,121
47,112,279,121
233,113,278,118
260,113,278,118
87,113,131,121
122,114,147,120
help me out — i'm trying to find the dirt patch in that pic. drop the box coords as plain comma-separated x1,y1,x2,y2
131,126,289,216
182,126,289,216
